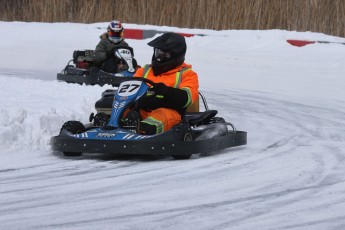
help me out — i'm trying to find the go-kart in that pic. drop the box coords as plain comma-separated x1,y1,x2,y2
57,48,136,86
51,78,247,159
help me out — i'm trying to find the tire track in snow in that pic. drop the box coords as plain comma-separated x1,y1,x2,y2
201,90,345,229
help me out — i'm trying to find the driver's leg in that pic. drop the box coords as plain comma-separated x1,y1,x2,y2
139,108,181,134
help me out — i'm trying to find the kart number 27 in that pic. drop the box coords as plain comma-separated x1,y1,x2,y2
117,81,142,97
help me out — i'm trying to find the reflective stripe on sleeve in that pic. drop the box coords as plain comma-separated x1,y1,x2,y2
181,87,192,108
143,65,151,78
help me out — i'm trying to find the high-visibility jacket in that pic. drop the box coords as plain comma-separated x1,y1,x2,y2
134,63,199,112
133,62,199,133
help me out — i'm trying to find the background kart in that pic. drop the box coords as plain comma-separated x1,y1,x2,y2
57,48,136,86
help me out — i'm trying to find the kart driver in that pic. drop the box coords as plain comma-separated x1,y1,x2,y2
133,32,199,135
94,20,136,73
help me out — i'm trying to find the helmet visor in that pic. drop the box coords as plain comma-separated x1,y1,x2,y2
108,30,123,38
154,48,171,62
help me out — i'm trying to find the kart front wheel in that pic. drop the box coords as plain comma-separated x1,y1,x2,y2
60,121,85,157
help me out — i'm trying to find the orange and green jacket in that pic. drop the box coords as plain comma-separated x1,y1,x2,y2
134,63,199,114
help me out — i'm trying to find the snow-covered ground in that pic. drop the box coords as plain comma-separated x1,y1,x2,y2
0,21,345,230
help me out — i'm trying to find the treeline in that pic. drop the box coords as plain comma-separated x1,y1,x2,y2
0,0,344,37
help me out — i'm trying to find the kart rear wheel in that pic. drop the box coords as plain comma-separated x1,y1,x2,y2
172,132,194,160
60,121,85,156
63,151,83,157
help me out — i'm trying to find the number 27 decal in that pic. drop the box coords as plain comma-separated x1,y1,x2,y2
117,81,142,97
118,84,140,93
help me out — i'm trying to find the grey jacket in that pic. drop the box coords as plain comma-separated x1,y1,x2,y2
94,33,129,64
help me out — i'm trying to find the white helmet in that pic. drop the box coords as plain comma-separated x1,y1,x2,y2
107,20,124,43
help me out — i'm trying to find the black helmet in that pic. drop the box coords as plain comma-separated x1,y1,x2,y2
148,32,187,75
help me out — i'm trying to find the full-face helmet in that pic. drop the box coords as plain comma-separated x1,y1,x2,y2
107,20,124,43
147,32,187,75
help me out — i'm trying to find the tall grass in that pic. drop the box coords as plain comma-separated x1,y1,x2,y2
0,0,344,37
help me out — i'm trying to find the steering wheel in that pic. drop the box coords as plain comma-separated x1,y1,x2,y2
131,77,156,87
119,77,158,113
117,77,157,128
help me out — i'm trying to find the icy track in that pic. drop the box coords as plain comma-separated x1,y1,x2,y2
0,22,345,230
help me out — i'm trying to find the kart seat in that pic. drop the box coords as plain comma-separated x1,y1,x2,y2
95,89,116,115
184,110,218,126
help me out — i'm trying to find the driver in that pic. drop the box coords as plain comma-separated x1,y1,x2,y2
94,20,137,73
133,32,199,135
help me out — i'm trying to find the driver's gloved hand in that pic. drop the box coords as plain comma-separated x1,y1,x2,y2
137,96,162,111
152,83,169,96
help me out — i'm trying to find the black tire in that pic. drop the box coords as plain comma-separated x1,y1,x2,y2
60,121,85,156
172,132,194,160
60,121,85,134
63,152,83,157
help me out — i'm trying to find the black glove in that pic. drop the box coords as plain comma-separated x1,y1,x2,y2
137,95,163,111
138,83,189,111
152,83,169,96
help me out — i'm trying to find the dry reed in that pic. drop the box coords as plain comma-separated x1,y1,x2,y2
0,0,344,37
